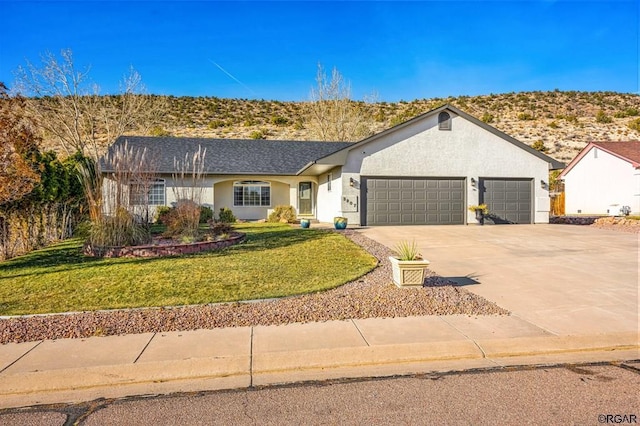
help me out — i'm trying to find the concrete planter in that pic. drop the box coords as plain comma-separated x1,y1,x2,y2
389,256,430,287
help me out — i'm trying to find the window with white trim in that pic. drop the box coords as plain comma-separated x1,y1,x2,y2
327,173,332,192
233,181,271,207
129,179,166,205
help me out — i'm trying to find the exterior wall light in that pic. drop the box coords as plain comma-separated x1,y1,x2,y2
540,179,546,189
349,177,355,187
470,178,477,187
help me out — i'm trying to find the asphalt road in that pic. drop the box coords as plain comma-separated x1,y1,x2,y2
2,362,639,426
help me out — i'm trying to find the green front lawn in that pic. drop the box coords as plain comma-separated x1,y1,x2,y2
0,223,377,315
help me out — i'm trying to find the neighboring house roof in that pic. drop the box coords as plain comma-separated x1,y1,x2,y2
559,141,640,178
302,104,566,173
101,136,354,175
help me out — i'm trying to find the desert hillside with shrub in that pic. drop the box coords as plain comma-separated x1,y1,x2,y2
39,91,640,163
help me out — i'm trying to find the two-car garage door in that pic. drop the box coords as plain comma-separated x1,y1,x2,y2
363,177,532,225
364,178,464,225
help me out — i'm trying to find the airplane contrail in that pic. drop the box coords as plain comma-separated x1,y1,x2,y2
209,60,257,96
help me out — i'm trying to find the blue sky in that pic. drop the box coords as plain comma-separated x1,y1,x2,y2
1,1,638,101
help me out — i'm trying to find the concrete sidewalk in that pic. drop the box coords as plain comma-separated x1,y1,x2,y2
1,314,638,409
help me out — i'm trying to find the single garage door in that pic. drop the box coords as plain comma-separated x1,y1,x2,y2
364,177,464,225
480,178,532,224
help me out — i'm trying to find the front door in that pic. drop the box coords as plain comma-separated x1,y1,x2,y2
298,182,313,215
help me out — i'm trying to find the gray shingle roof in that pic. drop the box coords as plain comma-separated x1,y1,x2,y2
102,136,354,175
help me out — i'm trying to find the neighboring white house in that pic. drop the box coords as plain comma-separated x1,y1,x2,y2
559,141,640,216
101,104,564,225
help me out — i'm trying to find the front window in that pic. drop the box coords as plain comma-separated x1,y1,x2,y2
130,179,165,205
233,181,271,207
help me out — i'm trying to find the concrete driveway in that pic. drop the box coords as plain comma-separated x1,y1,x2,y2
359,224,639,336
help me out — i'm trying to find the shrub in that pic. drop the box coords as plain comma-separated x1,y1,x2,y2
517,112,534,121
150,126,172,137
154,206,171,224
481,112,494,123
199,206,214,223
270,115,289,126
532,140,548,152
268,205,297,223
548,121,560,129
218,207,237,223
88,207,151,247
208,119,226,129
595,110,612,123
162,200,201,239
628,118,640,132
614,108,638,118
208,220,233,236
250,130,265,139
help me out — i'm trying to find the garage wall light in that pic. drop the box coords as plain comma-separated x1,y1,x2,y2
540,179,546,189
349,177,355,187
470,178,477,187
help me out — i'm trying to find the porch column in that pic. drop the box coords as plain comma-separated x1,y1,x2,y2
289,184,298,211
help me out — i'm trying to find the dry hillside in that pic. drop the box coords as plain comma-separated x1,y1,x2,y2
42,91,640,163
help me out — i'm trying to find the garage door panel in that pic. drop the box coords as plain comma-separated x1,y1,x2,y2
481,178,532,224
365,178,465,225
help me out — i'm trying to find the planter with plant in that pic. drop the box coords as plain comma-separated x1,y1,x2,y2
388,240,430,287
300,218,311,228
334,216,348,230
468,204,489,225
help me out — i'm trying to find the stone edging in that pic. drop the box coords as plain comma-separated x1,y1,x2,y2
83,232,246,258
549,216,601,225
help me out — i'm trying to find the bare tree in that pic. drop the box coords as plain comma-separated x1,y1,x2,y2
305,64,374,142
14,49,162,159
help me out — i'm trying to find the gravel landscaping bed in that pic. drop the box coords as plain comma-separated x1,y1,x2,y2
0,230,508,344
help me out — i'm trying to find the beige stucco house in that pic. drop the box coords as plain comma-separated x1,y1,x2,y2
102,104,564,225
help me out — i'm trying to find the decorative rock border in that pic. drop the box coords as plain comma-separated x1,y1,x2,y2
549,216,602,225
83,232,246,258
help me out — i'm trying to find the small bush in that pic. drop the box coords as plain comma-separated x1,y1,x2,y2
150,126,172,137
628,118,640,132
163,200,201,239
199,206,214,223
481,112,494,123
517,112,534,121
532,140,548,152
88,208,151,247
155,206,171,224
208,220,233,236
218,207,237,223
250,130,266,139
268,205,297,223
595,110,612,123
548,121,560,129
208,119,226,129
270,116,289,126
